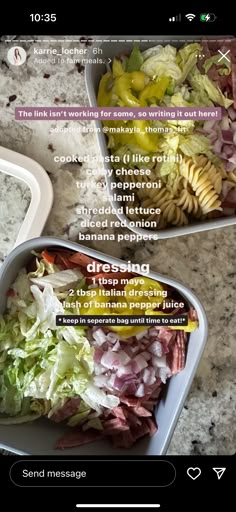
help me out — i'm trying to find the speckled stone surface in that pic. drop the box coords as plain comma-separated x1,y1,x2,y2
0,37,235,455
0,174,31,260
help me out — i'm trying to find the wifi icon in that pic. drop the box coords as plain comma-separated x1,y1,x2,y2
185,13,196,21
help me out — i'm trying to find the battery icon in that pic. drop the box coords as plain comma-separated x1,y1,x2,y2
200,13,216,22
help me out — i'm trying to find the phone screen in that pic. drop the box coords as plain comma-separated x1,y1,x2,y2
0,8,235,511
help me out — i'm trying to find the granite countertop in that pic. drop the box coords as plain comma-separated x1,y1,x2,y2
0,37,235,455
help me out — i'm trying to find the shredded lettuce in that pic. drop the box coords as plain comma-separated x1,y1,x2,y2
0,263,95,421
178,43,202,65
67,400,91,427
179,133,211,156
142,45,163,61
29,258,59,278
141,45,182,80
188,67,233,108
81,384,119,413
157,134,180,176
82,417,103,431
30,268,83,290
177,43,202,84
203,54,231,76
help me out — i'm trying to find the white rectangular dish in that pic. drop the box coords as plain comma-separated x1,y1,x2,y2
85,35,236,239
0,236,208,455
0,146,53,248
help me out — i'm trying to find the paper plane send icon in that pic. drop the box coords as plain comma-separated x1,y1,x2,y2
213,468,226,480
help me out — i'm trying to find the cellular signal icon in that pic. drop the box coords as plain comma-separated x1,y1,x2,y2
169,13,181,22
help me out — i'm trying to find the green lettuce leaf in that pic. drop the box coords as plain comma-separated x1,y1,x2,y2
141,45,182,80
0,264,94,420
142,45,163,61
178,43,202,64
154,135,180,177
179,133,211,156
203,54,231,75
30,268,83,291
67,400,91,426
177,43,202,84
188,67,233,108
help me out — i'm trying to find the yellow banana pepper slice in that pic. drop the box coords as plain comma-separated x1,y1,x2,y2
133,120,159,151
139,76,169,104
115,71,147,107
124,277,165,309
112,58,124,78
79,289,111,316
97,72,113,107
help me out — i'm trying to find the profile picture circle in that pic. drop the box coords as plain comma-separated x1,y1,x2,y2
7,46,27,66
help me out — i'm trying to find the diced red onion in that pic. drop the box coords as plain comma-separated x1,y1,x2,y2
111,341,121,352
143,367,156,385
132,354,148,374
225,160,236,171
159,366,172,383
203,120,217,132
152,355,167,368
228,106,236,121
94,348,103,364
101,350,131,369
148,341,163,357
149,327,159,336
136,330,148,340
228,151,236,165
135,383,145,397
129,345,140,355
108,374,116,388
223,145,234,157
213,139,222,153
113,376,126,391
94,375,108,388
94,362,106,375
125,382,139,395
141,351,152,361
222,130,234,144
92,328,107,346
117,364,134,378
106,332,120,344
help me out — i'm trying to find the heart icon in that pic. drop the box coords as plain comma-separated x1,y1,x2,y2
187,467,201,480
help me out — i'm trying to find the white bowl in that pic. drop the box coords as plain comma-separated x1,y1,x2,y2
0,237,208,455
85,35,236,239
0,146,53,247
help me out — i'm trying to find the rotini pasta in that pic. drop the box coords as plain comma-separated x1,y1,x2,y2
179,158,222,214
166,175,188,197
194,155,222,194
141,190,188,226
113,151,233,229
176,189,201,216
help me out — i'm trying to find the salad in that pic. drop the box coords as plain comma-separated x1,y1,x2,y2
97,39,236,228
0,248,198,449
